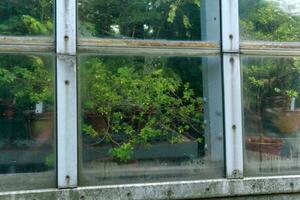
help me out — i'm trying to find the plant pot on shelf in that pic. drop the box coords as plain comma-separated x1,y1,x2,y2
245,136,284,155
265,108,300,134
3,106,15,119
24,111,53,144
84,111,108,133
0,99,16,119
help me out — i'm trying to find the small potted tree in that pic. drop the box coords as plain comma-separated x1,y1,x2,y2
244,58,300,154
81,58,204,163
0,55,53,143
266,89,300,134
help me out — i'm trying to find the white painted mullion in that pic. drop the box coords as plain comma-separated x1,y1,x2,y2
223,54,243,178
56,0,78,188
221,0,243,178
221,0,239,53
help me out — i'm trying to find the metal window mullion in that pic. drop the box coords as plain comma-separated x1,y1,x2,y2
221,0,244,178
56,0,77,188
223,54,243,178
221,0,239,53
201,0,224,163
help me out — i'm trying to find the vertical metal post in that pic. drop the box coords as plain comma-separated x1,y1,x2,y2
223,54,243,178
56,0,78,188
221,0,239,52
201,0,224,162
221,0,244,178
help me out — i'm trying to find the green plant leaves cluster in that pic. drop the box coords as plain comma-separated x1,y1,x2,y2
78,0,201,40
244,57,300,112
81,58,203,162
240,0,300,42
241,0,300,113
0,55,53,109
0,0,53,35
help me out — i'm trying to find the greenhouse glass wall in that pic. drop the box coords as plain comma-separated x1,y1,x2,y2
1,0,300,199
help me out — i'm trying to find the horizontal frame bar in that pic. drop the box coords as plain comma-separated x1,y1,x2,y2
0,45,54,53
79,39,220,55
241,41,300,56
0,36,54,52
0,36,53,45
2,175,300,199
78,46,220,56
3,38,300,56
79,38,220,48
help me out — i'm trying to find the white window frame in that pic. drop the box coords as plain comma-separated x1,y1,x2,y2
1,0,300,199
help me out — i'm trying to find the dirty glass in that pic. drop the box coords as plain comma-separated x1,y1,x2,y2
0,54,55,192
79,55,224,185
0,0,54,36
239,0,300,42
78,0,218,41
243,56,300,176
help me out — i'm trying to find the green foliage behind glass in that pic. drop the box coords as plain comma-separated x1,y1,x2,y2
240,0,300,41
81,57,204,162
0,55,53,110
78,0,201,40
241,0,300,114
0,0,53,35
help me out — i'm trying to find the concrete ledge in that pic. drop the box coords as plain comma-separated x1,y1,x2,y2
2,176,300,199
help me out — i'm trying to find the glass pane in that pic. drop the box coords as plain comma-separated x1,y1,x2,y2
0,0,54,36
243,56,300,176
240,0,300,42
0,54,55,191
79,55,224,186
78,0,220,41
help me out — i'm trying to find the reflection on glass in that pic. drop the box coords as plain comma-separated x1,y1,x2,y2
240,0,300,41
78,0,203,40
243,56,300,176
0,54,55,191
0,0,53,36
79,56,224,185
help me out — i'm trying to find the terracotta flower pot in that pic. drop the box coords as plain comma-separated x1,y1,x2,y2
24,111,53,144
266,108,300,134
3,106,15,118
245,136,284,155
84,111,107,133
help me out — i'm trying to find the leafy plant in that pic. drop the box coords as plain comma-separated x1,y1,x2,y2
78,0,201,40
0,0,53,35
244,58,300,112
0,55,53,111
240,0,300,42
81,58,203,162
241,0,300,113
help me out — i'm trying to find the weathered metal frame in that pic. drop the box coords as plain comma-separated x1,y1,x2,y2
4,37,300,56
221,0,239,53
56,0,78,188
222,54,243,178
0,36,54,52
221,0,244,178
78,46,219,56
1,0,300,199
78,39,220,55
241,41,300,56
